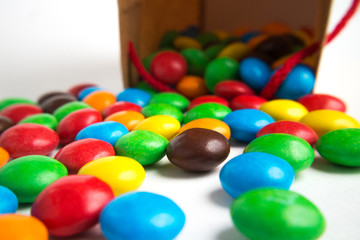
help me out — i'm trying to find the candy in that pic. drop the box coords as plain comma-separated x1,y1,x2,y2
179,118,231,140
68,83,97,97
204,44,224,61
31,175,114,237
254,35,293,59
159,30,178,48
230,94,267,110
167,128,230,172
75,121,129,146
78,86,104,100
0,214,48,240
78,156,145,196
53,101,90,121
238,57,271,91
220,152,294,198
0,147,9,168
100,192,185,240
188,95,229,110
173,36,201,50
54,139,115,174
150,92,190,112
175,76,208,99
18,113,58,130
244,133,315,172
116,88,151,107
134,115,180,140
39,94,77,113
0,124,59,158
102,101,142,118
0,186,18,214
0,155,67,203
142,103,183,123
223,109,274,142
217,42,250,61
180,48,208,76
0,97,36,111
105,111,145,131
57,108,102,145
298,93,346,112
37,91,73,104
196,32,219,46
0,104,43,124
231,188,326,240
257,120,318,146
316,128,360,167
0,115,13,134
214,80,254,100
260,99,308,121
115,130,168,166
135,81,159,96
82,90,116,112
300,109,360,136
184,103,231,124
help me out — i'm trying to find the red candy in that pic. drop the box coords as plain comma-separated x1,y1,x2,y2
188,95,229,110
68,83,97,97
297,93,346,112
256,120,319,146
102,101,142,118
54,139,115,174
0,123,59,158
230,95,267,110
214,80,255,100
150,51,187,85
0,104,43,124
57,108,102,145
31,175,114,237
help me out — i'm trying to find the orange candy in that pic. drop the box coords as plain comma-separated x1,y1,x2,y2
247,34,269,49
0,214,48,240
179,118,231,140
176,76,208,99
261,22,291,35
0,147,9,168
104,111,145,131
83,90,116,112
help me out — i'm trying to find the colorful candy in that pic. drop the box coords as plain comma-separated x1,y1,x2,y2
0,97,36,110
179,118,231,140
78,86,104,100
105,110,145,131
230,94,267,110
214,80,254,100
184,103,231,124
82,90,117,112
37,91,74,104
298,93,346,112
0,186,18,214
116,88,151,107
0,104,43,124
18,113,58,130
0,115,13,134
142,103,183,123
188,95,229,110
0,147,9,168
68,83,97,97
260,99,308,121
238,57,271,91
53,101,90,121
134,115,180,140
175,76,208,99
217,42,250,61
150,92,190,112
102,101,142,118
174,36,201,50
39,94,77,113
180,48,208,76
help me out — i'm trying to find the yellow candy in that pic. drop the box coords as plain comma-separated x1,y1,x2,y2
217,42,250,61
134,115,181,140
179,118,231,140
213,30,230,40
173,36,201,50
260,99,308,121
78,156,145,196
300,110,360,136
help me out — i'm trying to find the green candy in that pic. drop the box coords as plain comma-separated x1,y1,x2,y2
142,51,159,72
196,32,219,47
231,188,326,240
159,30,179,48
150,93,190,112
135,81,158,96
316,128,360,167
115,130,168,166
204,44,225,61
184,103,231,124
0,155,68,203
53,101,90,121
180,48,209,76
18,113,58,130
244,133,314,173
0,97,36,111
204,57,239,92
141,103,183,123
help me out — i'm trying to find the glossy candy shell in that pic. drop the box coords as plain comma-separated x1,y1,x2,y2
150,92,190,112
298,93,346,112
116,88,151,107
260,99,308,121
0,186,18,214
184,103,231,124
0,104,43,124
134,115,181,140
214,80,254,100
179,118,231,140
102,101,142,118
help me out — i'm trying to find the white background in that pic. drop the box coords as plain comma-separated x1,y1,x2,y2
1,0,360,240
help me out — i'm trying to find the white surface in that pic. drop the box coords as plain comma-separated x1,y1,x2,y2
0,0,360,240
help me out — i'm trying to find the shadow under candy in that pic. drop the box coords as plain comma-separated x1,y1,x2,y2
311,156,360,174
216,226,248,240
209,188,234,208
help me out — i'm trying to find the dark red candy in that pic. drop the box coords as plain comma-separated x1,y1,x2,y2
166,128,230,172
40,94,77,114
214,80,255,100
38,91,75,105
57,108,102,145
0,104,43,124
256,120,318,146
54,139,115,174
0,123,59,158
188,95,229,110
0,115,13,134
31,175,114,237
230,95,267,110
297,93,346,112
68,83,97,97
102,101,142,118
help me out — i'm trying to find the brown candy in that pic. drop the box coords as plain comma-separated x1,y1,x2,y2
40,94,77,113
254,35,293,60
0,115,13,134
166,128,230,172
38,91,74,105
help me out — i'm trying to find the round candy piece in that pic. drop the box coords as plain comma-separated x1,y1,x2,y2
150,92,190,112
105,111,145,131
0,97,36,111
40,94,77,113
300,110,360,136
238,57,271,91
179,118,231,140
37,91,74,104
298,93,346,112
159,30,178,48
184,103,231,124
0,155,67,203
100,191,185,240
231,188,326,240
135,81,158,96
180,48,208,76
257,120,318,146
0,214,48,240
217,42,250,61
0,115,13,134
214,80,254,100
254,35,293,59
244,133,315,172
150,51,187,85
167,128,230,172
19,113,58,130
117,88,151,107
53,101,90,121
134,115,180,140
55,138,115,174
68,83,97,97
174,36,201,50
316,128,360,167
188,95,229,110
82,90,117,112
220,152,294,198
78,156,145,196
260,99,308,121
0,186,18,214
0,123,59,158
142,103,183,123
32,175,114,237
223,109,274,142
205,57,239,92
78,86,104,100
115,130,168,166
102,101,142,118
0,104,43,124
0,147,9,168
75,121,129,146
204,44,224,61
175,76,208,99
230,95,267,110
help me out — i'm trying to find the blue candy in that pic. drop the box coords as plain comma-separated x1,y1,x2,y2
239,57,271,91
117,88,151,107
78,86,104,100
0,185,18,214
239,31,261,43
75,121,129,146
223,109,274,142
100,191,185,240
220,152,295,198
